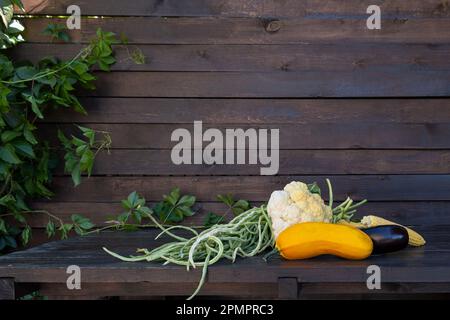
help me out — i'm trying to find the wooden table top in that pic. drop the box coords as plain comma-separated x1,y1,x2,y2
1,226,449,285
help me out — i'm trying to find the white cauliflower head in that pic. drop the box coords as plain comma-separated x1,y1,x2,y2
267,181,332,238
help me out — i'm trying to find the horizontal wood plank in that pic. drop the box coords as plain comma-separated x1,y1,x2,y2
21,17,450,44
38,282,277,298
1,227,450,285
21,0,450,18
40,123,450,149
28,201,450,227
11,43,450,72
0,279,15,300
36,283,450,299
84,71,450,97
46,175,450,202
48,150,450,175
9,225,450,256
41,98,450,124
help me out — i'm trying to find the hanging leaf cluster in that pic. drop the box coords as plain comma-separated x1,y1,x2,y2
0,3,119,251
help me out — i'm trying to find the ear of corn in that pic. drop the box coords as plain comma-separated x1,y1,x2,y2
336,220,366,229
360,215,426,247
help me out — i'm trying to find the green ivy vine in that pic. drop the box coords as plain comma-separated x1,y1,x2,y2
0,0,249,253
0,0,118,251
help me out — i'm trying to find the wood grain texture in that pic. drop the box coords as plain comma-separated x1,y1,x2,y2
46,175,450,202
83,71,450,97
38,282,278,298
21,282,450,299
21,17,450,44
278,278,299,299
27,201,450,227
0,279,15,300
0,226,449,287
41,123,450,149
12,43,450,72
20,0,450,18
40,98,450,124
48,149,450,175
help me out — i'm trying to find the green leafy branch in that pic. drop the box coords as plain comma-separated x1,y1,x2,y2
42,23,70,42
58,126,111,186
82,188,253,235
0,208,96,251
84,189,198,234
154,188,196,223
203,194,251,227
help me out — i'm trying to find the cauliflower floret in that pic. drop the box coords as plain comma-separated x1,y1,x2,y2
267,190,291,214
271,218,290,238
283,204,302,221
268,181,333,237
284,181,309,203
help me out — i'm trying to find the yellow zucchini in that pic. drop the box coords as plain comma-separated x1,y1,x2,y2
276,222,373,260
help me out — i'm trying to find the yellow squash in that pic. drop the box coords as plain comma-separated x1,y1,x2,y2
276,222,373,260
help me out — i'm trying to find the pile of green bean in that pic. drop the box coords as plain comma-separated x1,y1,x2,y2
103,205,274,300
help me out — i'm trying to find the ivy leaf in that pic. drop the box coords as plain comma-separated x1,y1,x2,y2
178,195,196,207
164,188,180,206
80,219,95,230
203,212,225,227
138,206,152,218
154,188,196,223
216,194,234,207
127,191,141,208
58,126,110,186
57,130,71,149
307,182,321,195
1,130,21,142
175,205,195,217
14,66,37,79
117,211,130,224
21,225,31,245
0,218,7,233
23,94,44,119
42,23,70,42
217,194,251,216
78,125,95,145
59,223,73,239
71,214,95,231
0,194,14,207
118,192,152,224
23,126,38,145
45,220,56,238
0,144,21,164
232,199,250,216
70,61,89,75
13,139,35,158
70,164,81,186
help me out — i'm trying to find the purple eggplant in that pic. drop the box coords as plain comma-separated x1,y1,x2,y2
362,225,409,254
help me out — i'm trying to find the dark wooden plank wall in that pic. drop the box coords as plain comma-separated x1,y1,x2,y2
11,1,450,234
